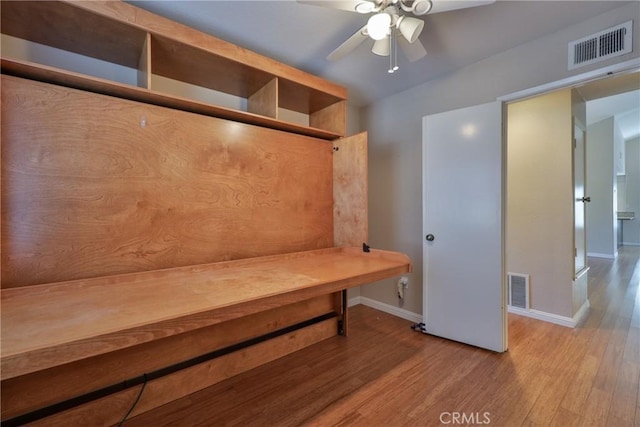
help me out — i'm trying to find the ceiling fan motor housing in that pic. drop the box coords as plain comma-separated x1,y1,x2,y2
398,0,433,16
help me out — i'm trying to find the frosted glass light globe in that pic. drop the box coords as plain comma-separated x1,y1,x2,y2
367,13,391,41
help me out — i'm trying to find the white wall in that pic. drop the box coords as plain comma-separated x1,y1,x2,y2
507,89,574,318
361,2,640,317
622,137,640,245
617,175,627,211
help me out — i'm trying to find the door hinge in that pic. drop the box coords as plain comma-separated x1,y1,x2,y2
574,247,578,257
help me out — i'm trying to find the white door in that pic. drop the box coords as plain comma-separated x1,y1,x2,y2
573,122,588,277
422,102,506,353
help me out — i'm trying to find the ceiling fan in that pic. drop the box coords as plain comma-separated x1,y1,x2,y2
300,0,495,72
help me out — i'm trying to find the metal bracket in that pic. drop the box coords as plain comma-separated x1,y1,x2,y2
411,322,428,334
338,320,345,335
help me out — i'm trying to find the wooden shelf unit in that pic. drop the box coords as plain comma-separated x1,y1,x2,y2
0,2,409,425
0,58,341,140
0,0,347,138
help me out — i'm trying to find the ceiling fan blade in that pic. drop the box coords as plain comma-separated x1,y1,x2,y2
327,25,369,61
398,35,427,62
297,0,376,13
429,0,495,14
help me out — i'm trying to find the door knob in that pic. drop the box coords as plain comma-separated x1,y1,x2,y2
576,196,591,203
426,234,435,242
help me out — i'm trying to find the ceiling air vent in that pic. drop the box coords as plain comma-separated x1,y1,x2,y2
569,21,633,70
507,273,529,310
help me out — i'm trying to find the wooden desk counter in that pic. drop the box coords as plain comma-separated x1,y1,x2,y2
1,246,411,380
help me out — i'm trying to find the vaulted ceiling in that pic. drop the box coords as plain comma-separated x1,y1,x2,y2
128,1,635,106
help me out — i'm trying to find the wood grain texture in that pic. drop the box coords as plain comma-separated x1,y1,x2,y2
309,100,346,136
0,246,411,380
0,0,148,68
1,59,342,140
77,0,348,100
1,0,347,103
128,247,640,427
279,80,346,117
137,33,151,89
248,78,278,119
333,132,368,247
30,319,338,427
151,34,274,100
1,294,335,419
1,75,334,288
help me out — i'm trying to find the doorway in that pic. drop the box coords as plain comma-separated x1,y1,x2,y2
504,70,640,326
581,77,640,256
421,63,639,352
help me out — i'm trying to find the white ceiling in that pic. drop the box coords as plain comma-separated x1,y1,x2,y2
127,0,635,106
587,90,640,140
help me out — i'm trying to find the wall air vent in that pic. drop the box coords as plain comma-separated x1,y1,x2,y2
507,273,529,310
569,21,632,70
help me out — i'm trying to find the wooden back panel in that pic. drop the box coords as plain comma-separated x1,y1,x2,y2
1,76,333,288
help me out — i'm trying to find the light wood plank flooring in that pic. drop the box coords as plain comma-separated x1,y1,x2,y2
129,246,639,426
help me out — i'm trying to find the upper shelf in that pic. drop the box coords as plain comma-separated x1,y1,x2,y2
1,58,342,140
0,0,347,138
0,246,412,381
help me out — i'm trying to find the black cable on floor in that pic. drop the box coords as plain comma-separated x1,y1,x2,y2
118,373,148,426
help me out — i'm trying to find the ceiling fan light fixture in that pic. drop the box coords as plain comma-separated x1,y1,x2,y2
355,1,376,13
372,37,390,56
367,12,391,40
397,15,424,43
412,0,432,16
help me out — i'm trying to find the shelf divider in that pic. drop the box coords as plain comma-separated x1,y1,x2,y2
310,100,347,136
138,33,152,89
248,77,279,119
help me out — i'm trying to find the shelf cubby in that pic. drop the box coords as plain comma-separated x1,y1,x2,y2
0,0,348,139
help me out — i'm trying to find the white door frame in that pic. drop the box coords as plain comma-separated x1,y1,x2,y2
496,58,639,327
498,59,639,103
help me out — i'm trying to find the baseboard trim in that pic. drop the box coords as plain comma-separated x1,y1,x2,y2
347,296,361,308
587,252,617,259
621,242,640,247
573,299,591,327
352,297,592,329
349,296,422,323
508,299,590,328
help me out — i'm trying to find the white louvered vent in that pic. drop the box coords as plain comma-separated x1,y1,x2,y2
569,21,633,70
507,273,529,310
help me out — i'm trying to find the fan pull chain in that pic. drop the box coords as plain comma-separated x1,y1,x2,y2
388,31,393,73
393,29,399,71
388,30,399,73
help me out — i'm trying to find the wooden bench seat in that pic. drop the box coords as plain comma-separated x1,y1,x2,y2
1,246,411,381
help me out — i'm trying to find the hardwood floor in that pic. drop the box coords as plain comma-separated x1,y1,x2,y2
128,246,639,426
